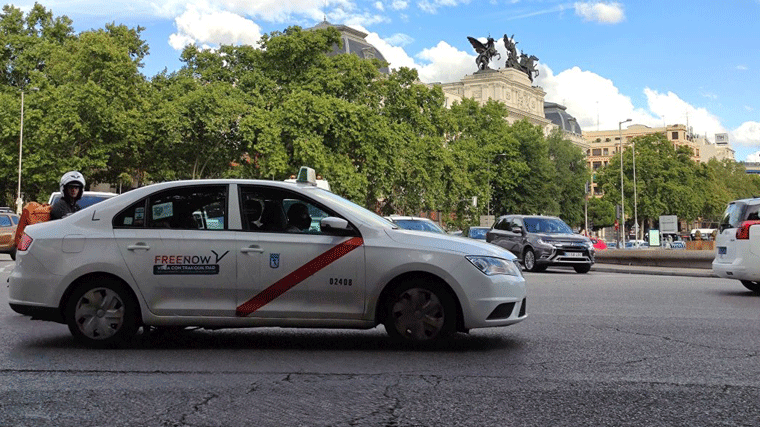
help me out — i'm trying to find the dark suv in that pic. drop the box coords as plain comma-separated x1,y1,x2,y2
486,215,595,273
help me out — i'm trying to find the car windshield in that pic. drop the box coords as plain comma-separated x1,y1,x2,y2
468,228,488,239
306,187,394,229
392,219,446,234
524,217,573,234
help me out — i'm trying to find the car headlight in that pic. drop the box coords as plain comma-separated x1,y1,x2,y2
466,256,522,277
536,238,555,247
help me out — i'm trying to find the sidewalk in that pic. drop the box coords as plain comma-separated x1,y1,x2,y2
591,263,716,278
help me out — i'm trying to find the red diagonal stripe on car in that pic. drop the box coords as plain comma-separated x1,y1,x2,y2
236,237,364,316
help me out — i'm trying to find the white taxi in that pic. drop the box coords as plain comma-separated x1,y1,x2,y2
8,169,526,347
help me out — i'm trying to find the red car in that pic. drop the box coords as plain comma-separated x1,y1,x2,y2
591,238,607,251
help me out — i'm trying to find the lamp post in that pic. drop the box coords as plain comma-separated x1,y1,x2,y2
16,87,38,214
619,118,631,247
633,138,639,241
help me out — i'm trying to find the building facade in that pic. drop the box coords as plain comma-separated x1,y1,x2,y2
582,124,735,196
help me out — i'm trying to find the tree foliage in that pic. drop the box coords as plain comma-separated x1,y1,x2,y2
0,4,753,233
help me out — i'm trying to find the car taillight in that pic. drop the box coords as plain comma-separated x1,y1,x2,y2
17,233,33,251
736,220,760,239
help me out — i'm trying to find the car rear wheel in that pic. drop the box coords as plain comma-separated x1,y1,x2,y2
574,264,591,273
384,279,455,343
65,277,139,348
740,280,760,294
523,249,540,272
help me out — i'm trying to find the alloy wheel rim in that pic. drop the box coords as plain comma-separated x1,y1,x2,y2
74,288,125,340
525,251,535,270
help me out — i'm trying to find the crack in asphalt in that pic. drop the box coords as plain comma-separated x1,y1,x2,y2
590,325,756,354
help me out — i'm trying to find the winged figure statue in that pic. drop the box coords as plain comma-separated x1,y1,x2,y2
467,36,500,71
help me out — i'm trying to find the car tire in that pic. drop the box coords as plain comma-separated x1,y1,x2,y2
740,280,760,294
523,248,540,272
574,264,591,274
383,279,456,343
65,277,140,348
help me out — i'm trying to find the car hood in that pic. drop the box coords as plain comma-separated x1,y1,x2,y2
384,228,516,259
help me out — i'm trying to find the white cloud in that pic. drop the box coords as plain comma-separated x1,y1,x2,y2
731,122,760,147
374,2,384,11
391,0,409,10
169,4,263,50
416,41,475,83
644,88,726,136
384,33,415,46
417,0,471,14
736,65,748,71
535,65,655,131
574,2,625,24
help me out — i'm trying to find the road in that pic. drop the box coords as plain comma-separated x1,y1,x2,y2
1,257,758,427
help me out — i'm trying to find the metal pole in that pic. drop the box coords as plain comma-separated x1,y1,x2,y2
16,91,24,214
633,139,638,241
619,119,631,248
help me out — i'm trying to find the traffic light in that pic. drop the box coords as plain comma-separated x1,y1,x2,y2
615,204,622,219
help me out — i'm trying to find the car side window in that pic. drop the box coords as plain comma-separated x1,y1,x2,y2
12,215,19,225
0,215,10,227
239,186,332,234
495,217,508,231
114,185,227,230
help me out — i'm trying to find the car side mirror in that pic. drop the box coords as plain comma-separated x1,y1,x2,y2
321,217,354,236
512,225,524,234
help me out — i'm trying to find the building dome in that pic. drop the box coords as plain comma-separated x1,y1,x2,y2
544,102,581,135
309,20,390,74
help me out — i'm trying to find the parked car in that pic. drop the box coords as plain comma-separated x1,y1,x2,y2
486,215,594,273
713,197,760,293
48,190,118,209
9,171,526,347
625,240,649,249
0,207,20,260
462,226,489,240
590,237,607,251
385,216,447,234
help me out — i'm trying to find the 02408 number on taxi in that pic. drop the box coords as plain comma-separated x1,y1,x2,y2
329,278,353,286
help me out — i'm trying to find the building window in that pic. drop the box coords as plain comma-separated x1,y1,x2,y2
672,131,679,140
605,138,611,142
593,161,602,170
603,148,609,155
592,148,602,156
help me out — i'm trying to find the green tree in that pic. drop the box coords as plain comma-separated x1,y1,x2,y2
547,129,589,227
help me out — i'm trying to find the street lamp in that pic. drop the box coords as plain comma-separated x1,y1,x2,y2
633,138,639,241
619,118,631,247
16,87,38,213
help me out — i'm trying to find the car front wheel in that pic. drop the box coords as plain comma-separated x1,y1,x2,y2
740,280,760,294
65,277,139,348
384,279,455,343
523,248,540,272
574,264,591,274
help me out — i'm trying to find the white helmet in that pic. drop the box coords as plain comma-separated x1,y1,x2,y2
59,171,85,201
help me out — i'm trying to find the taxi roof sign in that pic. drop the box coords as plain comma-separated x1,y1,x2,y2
296,166,317,185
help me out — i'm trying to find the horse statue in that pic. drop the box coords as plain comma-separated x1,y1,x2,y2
518,54,539,82
467,36,500,71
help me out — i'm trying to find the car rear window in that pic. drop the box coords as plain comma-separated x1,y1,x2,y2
721,201,752,231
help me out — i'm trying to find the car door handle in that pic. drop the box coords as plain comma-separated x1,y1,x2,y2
127,243,150,251
241,246,264,253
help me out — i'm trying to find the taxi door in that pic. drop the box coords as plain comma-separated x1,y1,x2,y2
113,184,237,317
235,187,365,320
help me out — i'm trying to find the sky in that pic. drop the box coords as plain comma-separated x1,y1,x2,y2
10,0,760,161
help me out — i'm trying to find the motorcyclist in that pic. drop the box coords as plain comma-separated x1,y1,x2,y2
50,171,85,220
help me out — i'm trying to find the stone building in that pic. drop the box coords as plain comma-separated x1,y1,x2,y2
582,124,735,196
